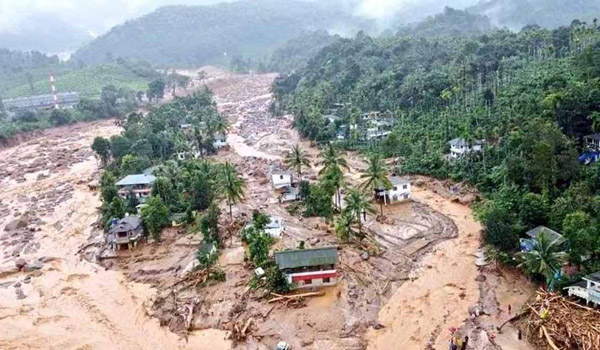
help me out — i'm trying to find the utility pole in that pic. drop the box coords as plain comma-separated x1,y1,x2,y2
50,71,59,109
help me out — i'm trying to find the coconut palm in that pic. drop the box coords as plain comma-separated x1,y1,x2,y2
343,187,375,239
360,154,392,216
284,144,311,180
335,211,356,242
220,162,246,219
319,144,348,209
517,231,568,288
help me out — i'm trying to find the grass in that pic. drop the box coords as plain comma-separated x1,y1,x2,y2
2,63,158,100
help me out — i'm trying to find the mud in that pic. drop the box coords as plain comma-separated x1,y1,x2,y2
0,68,535,350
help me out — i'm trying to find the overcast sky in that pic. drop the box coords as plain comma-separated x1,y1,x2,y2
0,0,225,35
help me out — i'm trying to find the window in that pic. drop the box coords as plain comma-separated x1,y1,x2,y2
304,279,312,285
323,277,331,283
393,187,397,191
403,185,407,189
280,175,284,179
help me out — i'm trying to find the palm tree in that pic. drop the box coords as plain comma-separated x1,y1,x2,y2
335,211,356,242
343,187,375,239
284,144,311,181
319,144,348,209
220,162,246,219
360,154,392,217
517,231,568,289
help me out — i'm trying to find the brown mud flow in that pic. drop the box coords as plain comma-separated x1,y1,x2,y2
0,68,534,350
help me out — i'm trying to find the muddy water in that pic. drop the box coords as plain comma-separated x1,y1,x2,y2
366,185,482,350
0,120,230,349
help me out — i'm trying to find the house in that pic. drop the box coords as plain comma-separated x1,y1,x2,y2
280,186,301,203
449,138,484,159
198,242,217,258
108,216,144,250
176,150,201,161
213,132,228,149
265,217,285,239
275,247,339,290
565,271,600,306
584,133,600,151
116,174,156,202
180,124,193,135
271,170,293,189
520,226,563,252
375,176,411,204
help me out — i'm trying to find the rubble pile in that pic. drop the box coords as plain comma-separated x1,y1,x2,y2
516,290,600,350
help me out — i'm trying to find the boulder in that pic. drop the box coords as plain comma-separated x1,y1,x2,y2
459,194,478,205
4,218,28,231
360,251,370,261
15,258,26,270
23,261,43,272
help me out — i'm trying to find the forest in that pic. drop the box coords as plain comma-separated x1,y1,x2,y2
273,18,600,287
71,0,369,67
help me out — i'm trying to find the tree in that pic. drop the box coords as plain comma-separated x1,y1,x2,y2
120,154,151,175
562,211,598,265
126,191,139,214
248,232,271,268
197,243,218,278
343,187,375,238
152,177,178,209
141,196,170,241
483,204,520,251
360,154,391,216
49,108,72,126
100,171,119,203
0,98,6,119
101,85,119,114
319,144,347,209
284,144,311,180
304,183,334,219
200,203,221,246
220,162,246,219
147,79,166,102
91,137,111,165
265,265,290,293
110,135,132,160
517,231,568,288
252,210,271,231
106,196,126,220
335,211,356,242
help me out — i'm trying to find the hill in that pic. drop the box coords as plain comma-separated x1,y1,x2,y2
469,0,600,29
398,7,494,38
268,31,339,73
71,0,368,67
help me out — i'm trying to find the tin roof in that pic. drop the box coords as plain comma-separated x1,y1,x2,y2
449,138,484,147
583,271,600,283
109,216,142,234
390,176,410,186
275,247,338,270
525,226,563,242
116,174,156,187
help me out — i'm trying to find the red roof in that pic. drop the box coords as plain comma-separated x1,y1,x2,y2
291,271,338,282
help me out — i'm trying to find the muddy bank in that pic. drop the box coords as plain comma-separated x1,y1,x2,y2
0,118,231,350
0,130,45,149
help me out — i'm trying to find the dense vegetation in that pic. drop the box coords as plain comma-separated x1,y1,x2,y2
71,0,368,67
267,31,339,73
398,7,494,38
273,20,600,287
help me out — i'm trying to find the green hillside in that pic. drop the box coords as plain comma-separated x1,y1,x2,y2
3,60,159,99
71,0,369,67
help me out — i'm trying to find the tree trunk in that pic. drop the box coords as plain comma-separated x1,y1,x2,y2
379,201,384,217
229,201,233,219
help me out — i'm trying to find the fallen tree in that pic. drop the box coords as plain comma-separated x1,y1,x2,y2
515,290,600,350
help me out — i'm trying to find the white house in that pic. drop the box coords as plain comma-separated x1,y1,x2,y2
565,271,600,306
271,170,293,189
280,186,300,203
213,132,228,149
265,217,285,239
376,176,411,204
116,174,156,203
449,138,484,159
275,247,338,290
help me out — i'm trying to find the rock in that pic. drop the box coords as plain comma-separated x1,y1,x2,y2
23,276,31,284
23,261,43,272
468,304,484,317
475,274,487,282
459,194,477,205
15,258,26,270
5,218,28,231
300,337,314,346
15,288,26,300
372,323,385,330
30,270,43,278
360,251,370,261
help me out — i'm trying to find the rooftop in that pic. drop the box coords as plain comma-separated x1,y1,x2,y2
275,247,338,270
109,216,142,234
525,226,563,242
449,138,484,147
391,176,410,186
116,174,156,187
583,271,600,283
585,133,600,141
